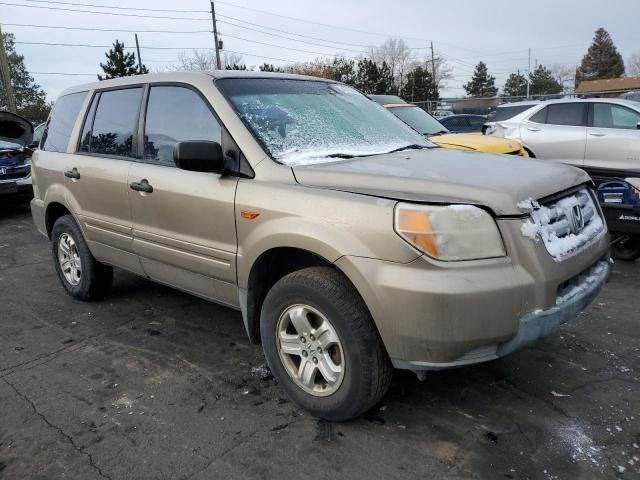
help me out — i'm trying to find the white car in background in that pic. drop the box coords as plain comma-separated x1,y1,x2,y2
483,100,541,134
487,98,640,176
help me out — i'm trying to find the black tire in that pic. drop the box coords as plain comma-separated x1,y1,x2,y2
611,237,640,262
51,214,113,300
260,266,392,421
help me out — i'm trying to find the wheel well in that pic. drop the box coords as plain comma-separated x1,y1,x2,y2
245,248,332,344
46,202,71,238
523,146,536,158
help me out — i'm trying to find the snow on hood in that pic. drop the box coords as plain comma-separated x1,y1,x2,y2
0,111,33,147
292,147,591,216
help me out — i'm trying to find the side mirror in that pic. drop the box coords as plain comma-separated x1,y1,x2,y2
637,122,640,130
174,141,224,173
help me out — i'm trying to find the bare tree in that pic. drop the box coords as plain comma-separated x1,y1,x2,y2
166,50,244,71
368,39,414,90
628,51,640,76
549,63,576,93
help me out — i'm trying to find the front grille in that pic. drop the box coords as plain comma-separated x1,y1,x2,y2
522,189,605,260
0,164,31,181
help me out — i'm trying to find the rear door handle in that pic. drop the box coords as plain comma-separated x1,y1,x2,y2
589,132,606,137
64,168,80,179
129,179,153,193
526,127,541,132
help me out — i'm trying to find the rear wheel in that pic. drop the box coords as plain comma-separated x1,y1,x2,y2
51,214,113,300
260,267,392,421
611,236,640,262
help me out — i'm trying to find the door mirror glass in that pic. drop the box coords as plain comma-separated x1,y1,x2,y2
174,141,224,173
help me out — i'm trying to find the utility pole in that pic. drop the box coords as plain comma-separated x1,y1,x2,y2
0,25,17,113
134,34,143,74
210,0,222,69
430,41,437,90
526,47,531,99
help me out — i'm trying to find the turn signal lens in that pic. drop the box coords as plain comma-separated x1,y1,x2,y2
396,209,438,256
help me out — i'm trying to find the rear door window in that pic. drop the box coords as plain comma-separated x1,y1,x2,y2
487,105,534,122
142,85,222,166
593,103,640,129
546,103,585,126
528,107,547,124
85,88,142,158
41,91,87,152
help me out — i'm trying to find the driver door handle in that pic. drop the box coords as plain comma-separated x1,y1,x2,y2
129,179,153,193
589,132,606,137
64,168,80,179
526,127,541,132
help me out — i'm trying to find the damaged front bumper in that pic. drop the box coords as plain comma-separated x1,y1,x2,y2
393,260,610,371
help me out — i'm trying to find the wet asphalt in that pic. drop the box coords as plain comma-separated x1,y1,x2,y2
0,199,638,480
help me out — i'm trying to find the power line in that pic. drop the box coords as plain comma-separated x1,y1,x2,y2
15,40,216,50
16,0,209,13
31,71,96,76
218,19,368,54
218,13,429,50
0,1,210,20
222,33,361,58
215,0,432,43
4,22,212,34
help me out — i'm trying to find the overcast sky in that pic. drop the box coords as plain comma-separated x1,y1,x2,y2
3,0,639,100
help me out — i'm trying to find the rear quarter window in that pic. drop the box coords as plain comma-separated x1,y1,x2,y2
41,91,87,152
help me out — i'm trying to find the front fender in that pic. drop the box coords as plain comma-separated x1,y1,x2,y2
235,180,420,288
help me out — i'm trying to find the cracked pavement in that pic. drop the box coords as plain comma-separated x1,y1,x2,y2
1,200,639,480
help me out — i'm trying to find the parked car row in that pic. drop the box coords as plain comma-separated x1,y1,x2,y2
28,71,610,421
369,95,527,156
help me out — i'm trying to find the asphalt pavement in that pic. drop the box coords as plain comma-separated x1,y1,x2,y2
1,200,638,480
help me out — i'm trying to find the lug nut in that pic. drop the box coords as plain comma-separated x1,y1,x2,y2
309,334,315,341
300,336,306,343
312,357,318,364
302,350,308,357
317,347,322,354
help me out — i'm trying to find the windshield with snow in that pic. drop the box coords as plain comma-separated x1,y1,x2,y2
217,78,432,165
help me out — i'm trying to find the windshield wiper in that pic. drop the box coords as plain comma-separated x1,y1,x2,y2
326,153,356,159
385,144,427,154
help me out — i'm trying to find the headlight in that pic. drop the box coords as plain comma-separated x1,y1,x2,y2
394,203,506,261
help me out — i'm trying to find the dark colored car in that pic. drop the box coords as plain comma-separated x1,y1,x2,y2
0,111,33,198
439,114,487,133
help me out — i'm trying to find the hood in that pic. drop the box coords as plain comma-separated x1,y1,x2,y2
431,133,521,153
292,148,591,216
0,111,33,147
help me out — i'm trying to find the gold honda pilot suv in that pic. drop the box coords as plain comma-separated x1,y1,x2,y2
31,72,610,420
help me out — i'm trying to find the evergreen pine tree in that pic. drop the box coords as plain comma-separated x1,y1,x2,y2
502,71,528,97
575,28,625,84
529,65,563,96
463,61,497,97
400,66,438,102
98,40,148,80
354,59,381,94
0,32,51,122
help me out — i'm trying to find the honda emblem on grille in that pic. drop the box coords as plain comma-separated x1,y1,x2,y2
569,204,585,233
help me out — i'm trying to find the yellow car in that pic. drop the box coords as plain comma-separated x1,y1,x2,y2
377,100,528,156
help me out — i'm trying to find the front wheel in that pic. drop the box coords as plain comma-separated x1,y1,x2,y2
611,236,640,262
260,267,392,421
51,214,113,300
